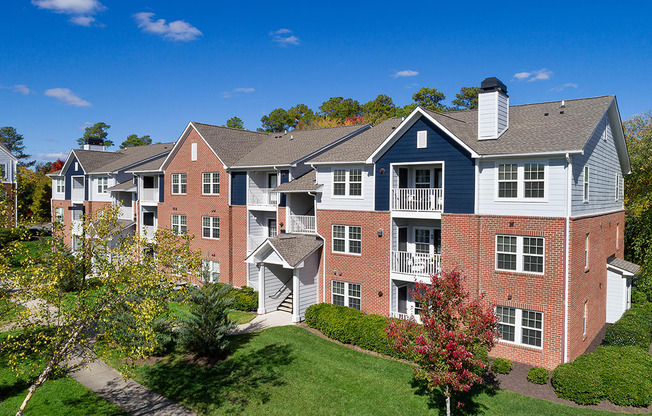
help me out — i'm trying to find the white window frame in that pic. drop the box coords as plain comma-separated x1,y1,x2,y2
332,280,361,310
202,216,220,239
496,305,543,348
494,161,548,202
332,224,361,255
97,177,109,194
417,130,427,149
0,164,6,181
332,168,363,198
583,166,590,202
202,259,220,283
172,173,187,195
202,172,220,195
55,177,65,194
583,300,588,336
268,218,277,238
191,143,197,161
495,235,544,274
585,233,589,269
615,173,624,202
171,214,187,235
55,207,64,222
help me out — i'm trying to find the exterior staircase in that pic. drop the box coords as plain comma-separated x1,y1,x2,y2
277,293,293,313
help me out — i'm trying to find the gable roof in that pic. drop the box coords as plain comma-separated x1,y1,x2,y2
273,169,320,193
66,143,174,175
231,124,369,168
192,122,271,167
126,154,168,173
0,144,18,162
246,233,323,268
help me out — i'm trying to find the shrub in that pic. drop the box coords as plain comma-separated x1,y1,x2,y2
552,346,652,407
178,283,236,358
491,358,512,374
527,367,550,385
304,303,401,358
603,303,652,350
231,286,258,311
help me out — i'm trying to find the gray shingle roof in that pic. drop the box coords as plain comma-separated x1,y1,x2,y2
126,154,168,173
268,233,323,267
273,169,320,192
607,255,641,275
107,181,136,192
86,142,174,173
308,118,403,163
192,122,270,167
232,124,368,167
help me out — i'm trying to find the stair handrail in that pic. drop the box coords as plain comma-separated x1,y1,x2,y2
268,275,293,299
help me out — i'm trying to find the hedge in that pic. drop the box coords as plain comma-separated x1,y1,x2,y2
213,283,258,312
304,303,401,358
603,303,652,350
552,346,652,407
491,358,512,374
526,367,550,385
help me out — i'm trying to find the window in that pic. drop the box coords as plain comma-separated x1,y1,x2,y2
191,143,197,161
172,173,187,194
615,173,624,202
202,172,220,195
202,216,219,239
332,281,361,310
498,164,518,198
496,235,544,274
496,306,543,347
202,260,220,283
524,164,545,198
585,234,589,269
583,300,588,336
417,130,427,148
171,214,187,235
332,225,361,254
268,219,277,237
333,168,362,197
97,177,108,194
143,176,156,189
55,177,65,194
55,207,64,222
583,166,590,202
415,169,431,189
616,223,620,250
0,164,5,181
143,212,155,227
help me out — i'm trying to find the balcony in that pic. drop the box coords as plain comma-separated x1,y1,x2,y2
247,235,267,252
288,215,316,234
140,188,159,204
391,188,443,213
391,251,440,277
71,178,85,202
248,188,278,208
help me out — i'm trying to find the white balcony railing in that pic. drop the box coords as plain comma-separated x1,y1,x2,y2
288,215,316,234
141,225,157,241
140,188,159,203
389,311,422,324
247,235,267,252
248,188,278,207
119,206,133,221
391,251,441,277
391,188,443,212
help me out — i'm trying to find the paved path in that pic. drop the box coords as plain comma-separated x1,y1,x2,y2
231,310,294,334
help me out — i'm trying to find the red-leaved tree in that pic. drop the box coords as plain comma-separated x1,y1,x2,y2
386,269,498,416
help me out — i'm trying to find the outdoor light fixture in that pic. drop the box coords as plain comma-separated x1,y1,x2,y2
507,294,513,300
509,221,514,227
379,168,385,174
377,229,383,237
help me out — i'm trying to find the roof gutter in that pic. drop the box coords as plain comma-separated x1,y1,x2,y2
477,150,584,159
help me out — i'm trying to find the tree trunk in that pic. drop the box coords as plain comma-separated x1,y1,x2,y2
445,385,451,416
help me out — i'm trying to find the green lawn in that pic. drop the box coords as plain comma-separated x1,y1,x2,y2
0,330,128,416
8,237,52,269
115,326,632,416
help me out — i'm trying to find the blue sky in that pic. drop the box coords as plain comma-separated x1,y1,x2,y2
2,0,652,162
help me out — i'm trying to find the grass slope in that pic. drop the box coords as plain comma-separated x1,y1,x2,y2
125,326,626,416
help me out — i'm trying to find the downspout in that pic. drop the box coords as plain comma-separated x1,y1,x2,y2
563,153,572,363
309,190,327,304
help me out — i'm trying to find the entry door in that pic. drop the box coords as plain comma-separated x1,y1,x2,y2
398,286,407,314
398,168,408,188
268,173,278,189
398,227,408,251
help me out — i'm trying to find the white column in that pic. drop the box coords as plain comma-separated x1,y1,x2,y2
257,264,266,314
292,269,300,322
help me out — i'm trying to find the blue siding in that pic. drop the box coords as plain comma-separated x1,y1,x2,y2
375,117,475,213
158,174,165,203
280,170,289,207
64,156,85,200
231,171,247,206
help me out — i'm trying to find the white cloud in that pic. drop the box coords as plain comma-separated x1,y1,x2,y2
234,88,255,93
393,70,419,78
32,0,105,15
69,15,95,26
44,88,92,107
35,152,68,160
270,28,300,46
222,88,255,98
513,69,553,82
222,92,232,98
133,12,202,42
77,121,93,130
549,83,578,92
13,85,30,95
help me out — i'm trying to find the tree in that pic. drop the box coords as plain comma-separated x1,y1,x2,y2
412,87,447,112
363,94,396,125
0,126,33,166
318,97,362,123
386,270,498,416
178,282,236,358
225,117,244,130
288,104,315,126
1,204,201,415
50,159,64,172
452,87,481,110
77,122,112,148
259,108,295,133
120,134,152,149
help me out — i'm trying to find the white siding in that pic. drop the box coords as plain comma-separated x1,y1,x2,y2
52,178,65,199
263,264,292,312
497,92,509,137
315,165,375,211
0,151,17,184
477,158,567,217
291,162,313,179
88,175,114,202
572,113,625,216
606,269,627,323
297,251,319,319
247,263,259,291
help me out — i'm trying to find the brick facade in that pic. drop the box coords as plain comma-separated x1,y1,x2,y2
1,182,17,227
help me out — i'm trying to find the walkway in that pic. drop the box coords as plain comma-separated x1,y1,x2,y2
232,310,294,334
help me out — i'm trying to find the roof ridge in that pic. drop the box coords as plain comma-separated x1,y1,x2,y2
192,121,270,136
290,123,369,133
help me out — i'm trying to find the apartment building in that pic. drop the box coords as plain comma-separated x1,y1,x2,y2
0,144,18,227
52,77,639,369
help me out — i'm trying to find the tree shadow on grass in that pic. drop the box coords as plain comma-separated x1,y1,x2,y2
411,372,499,416
140,333,295,414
